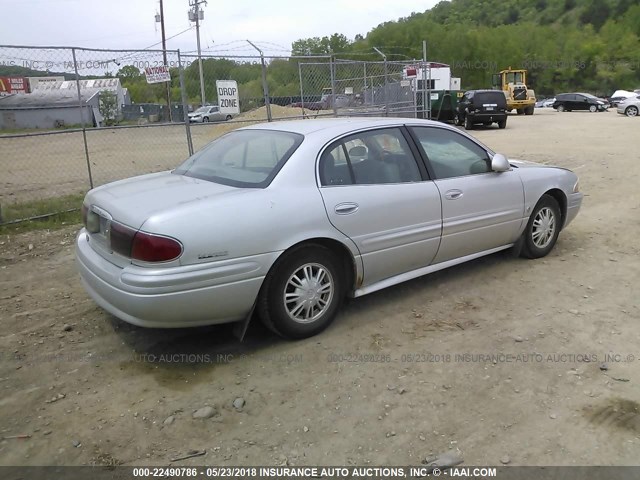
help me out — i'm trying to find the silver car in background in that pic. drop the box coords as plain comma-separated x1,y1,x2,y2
188,105,233,123
76,118,583,339
617,96,640,117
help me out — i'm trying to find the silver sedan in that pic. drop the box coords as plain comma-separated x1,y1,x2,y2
76,118,583,339
617,96,640,117
188,105,233,123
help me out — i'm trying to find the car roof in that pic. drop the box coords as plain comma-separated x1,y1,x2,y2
239,117,449,137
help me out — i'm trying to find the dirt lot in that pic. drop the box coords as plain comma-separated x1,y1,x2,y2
1,109,639,467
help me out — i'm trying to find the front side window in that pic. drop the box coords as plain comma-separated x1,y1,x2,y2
320,128,422,186
174,129,303,187
410,127,491,179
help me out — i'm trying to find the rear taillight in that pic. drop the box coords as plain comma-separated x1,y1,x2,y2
131,231,183,262
109,222,182,262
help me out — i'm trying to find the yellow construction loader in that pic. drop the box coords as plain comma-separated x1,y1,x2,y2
492,67,536,115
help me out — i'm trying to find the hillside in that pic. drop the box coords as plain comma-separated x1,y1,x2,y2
423,0,637,30
296,0,640,95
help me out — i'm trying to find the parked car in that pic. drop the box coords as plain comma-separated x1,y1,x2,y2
535,97,555,108
608,90,636,107
552,93,608,112
76,118,582,339
188,105,233,123
454,90,508,130
616,96,640,117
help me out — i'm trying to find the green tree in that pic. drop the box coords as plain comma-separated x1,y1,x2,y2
98,90,118,126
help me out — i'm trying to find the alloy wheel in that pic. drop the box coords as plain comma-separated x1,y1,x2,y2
283,263,334,324
532,207,556,249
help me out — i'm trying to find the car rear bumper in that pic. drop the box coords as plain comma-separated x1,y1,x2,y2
564,192,583,228
75,230,274,328
469,112,506,123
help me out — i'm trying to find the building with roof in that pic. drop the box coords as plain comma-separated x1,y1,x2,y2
0,78,130,129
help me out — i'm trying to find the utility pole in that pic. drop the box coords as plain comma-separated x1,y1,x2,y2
158,0,173,121
188,0,207,107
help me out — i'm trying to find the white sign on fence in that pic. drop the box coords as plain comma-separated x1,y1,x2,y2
216,80,240,115
144,66,171,84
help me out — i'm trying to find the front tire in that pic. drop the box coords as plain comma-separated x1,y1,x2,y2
589,105,597,113
625,106,638,117
258,245,344,339
203,116,209,123
557,105,565,112
521,195,561,259
454,113,463,126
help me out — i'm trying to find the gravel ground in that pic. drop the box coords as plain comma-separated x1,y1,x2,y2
0,108,639,467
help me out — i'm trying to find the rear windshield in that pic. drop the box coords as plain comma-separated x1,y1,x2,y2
472,92,506,106
174,129,303,188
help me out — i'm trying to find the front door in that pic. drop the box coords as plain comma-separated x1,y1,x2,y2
409,126,525,263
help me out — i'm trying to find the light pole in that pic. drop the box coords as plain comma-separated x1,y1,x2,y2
188,0,207,107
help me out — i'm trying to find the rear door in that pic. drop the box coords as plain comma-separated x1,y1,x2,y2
409,126,525,263
318,127,442,286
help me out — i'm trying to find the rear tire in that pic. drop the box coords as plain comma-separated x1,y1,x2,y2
517,109,525,115
464,115,473,130
258,245,344,339
625,106,638,117
498,119,507,129
521,195,561,259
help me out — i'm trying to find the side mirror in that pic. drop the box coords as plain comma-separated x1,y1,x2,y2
491,153,510,172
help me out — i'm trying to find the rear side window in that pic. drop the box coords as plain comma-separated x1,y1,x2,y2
174,129,303,188
473,92,506,107
320,128,423,186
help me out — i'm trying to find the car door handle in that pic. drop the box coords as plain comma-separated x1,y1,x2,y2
444,189,464,200
334,202,359,215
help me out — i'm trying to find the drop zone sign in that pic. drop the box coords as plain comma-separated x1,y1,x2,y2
216,80,240,115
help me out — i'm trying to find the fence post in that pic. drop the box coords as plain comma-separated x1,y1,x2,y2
330,55,337,117
246,40,272,122
178,50,194,156
72,47,94,189
373,48,388,116
298,62,306,118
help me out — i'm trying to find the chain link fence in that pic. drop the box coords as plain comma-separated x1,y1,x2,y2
298,60,449,119
0,45,194,224
0,45,447,225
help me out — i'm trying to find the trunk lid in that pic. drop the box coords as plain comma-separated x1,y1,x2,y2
83,171,244,266
85,171,239,229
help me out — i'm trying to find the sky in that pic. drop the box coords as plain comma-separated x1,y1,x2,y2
0,0,439,57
